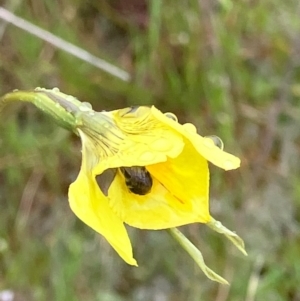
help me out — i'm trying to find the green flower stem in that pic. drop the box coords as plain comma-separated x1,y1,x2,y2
0,88,82,132
168,228,229,285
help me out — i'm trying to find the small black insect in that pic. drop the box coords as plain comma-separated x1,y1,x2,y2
120,166,153,195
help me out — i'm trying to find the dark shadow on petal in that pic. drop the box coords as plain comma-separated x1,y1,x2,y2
119,106,139,117
96,168,117,196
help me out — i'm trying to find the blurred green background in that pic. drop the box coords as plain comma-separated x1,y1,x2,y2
0,0,300,300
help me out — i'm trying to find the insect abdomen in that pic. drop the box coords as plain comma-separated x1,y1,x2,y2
120,166,153,195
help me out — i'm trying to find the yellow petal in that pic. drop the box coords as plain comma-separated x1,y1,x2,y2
68,170,137,266
107,167,210,229
81,106,239,174
147,142,210,219
150,106,241,170
77,112,185,176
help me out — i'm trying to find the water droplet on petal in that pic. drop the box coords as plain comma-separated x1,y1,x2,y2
164,112,178,122
52,87,60,92
223,160,234,170
66,95,75,101
205,135,224,150
79,102,93,112
139,151,155,161
183,123,197,133
203,137,215,148
82,102,92,109
151,138,172,151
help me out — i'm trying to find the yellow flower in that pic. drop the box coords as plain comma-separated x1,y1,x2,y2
68,105,240,266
